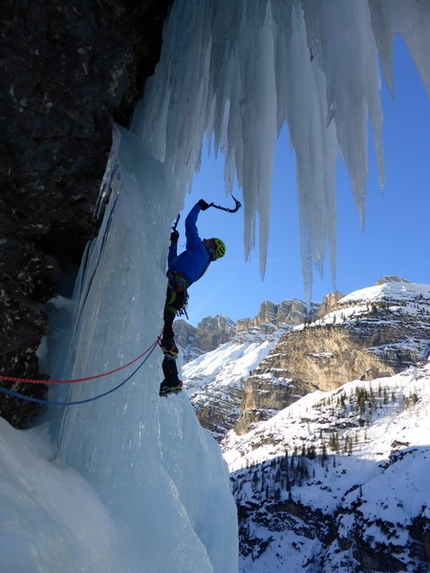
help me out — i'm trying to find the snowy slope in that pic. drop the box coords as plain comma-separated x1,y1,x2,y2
222,364,430,572
223,364,430,472
338,280,430,306
315,280,430,328
211,281,430,572
183,325,290,440
184,327,289,396
0,419,121,573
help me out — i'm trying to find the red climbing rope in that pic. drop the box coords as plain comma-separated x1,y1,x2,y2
0,335,161,385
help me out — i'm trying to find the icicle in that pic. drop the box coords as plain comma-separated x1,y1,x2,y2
52,2,430,571
131,0,430,301
370,0,430,100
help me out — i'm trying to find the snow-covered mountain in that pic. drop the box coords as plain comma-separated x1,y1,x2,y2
184,326,289,441
176,298,321,365
236,278,430,435
186,279,430,442
183,297,321,440
184,280,430,572
224,365,430,572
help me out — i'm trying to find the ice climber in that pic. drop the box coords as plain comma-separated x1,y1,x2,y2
159,199,226,396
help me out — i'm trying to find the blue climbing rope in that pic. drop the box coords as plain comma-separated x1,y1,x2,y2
0,341,158,407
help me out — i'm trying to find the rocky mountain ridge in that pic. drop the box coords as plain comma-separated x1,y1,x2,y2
235,298,321,334
174,314,236,362
183,278,430,572
185,278,430,442
181,295,328,440
237,278,430,434
176,295,337,362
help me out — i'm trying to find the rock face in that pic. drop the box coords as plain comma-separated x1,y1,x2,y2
174,314,236,361
235,280,430,434
236,298,319,334
0,0,173,427
194,315,237,351
184,298,319,441
315,290,345,318
176,298,320,363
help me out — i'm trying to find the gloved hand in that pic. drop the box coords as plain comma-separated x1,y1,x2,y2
197,199,210,211
170,230,179,245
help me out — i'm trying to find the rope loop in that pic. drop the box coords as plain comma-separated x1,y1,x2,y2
0,335,161,406
0,334,161,385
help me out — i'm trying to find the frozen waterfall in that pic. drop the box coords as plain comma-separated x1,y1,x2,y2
41,1,430,572
53,123,238,573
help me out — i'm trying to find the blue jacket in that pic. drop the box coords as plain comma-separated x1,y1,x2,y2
167,204,215,287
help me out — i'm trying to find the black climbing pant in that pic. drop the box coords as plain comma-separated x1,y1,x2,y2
162,283,187,345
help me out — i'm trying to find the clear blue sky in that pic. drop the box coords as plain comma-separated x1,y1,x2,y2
177,37,430,326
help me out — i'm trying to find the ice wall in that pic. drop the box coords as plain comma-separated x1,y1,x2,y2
57,125,238,572
52,1,430,571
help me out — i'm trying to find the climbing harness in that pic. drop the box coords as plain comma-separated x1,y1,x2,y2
166,273,189,319
167,271,189,292
0,336,160,406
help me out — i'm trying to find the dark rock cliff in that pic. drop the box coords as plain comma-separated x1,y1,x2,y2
0,0,174,427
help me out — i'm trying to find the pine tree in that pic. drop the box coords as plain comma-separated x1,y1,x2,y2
321,442,328,465
328,430,339,452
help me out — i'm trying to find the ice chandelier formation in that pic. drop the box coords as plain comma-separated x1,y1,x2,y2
132,0,430,298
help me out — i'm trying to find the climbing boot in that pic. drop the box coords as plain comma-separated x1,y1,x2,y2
159,379,183,396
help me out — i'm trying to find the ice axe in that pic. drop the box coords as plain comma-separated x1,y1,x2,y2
208,195,242,213
171,195,241,229
171,213,181,231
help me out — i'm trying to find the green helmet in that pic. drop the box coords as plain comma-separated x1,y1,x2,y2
213,238,226,259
